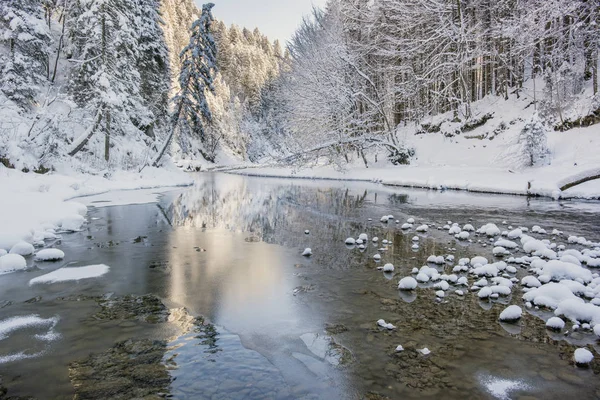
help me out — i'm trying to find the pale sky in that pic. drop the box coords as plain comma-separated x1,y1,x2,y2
196,0,328,45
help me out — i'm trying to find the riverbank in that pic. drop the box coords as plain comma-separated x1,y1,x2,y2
0,164,192,251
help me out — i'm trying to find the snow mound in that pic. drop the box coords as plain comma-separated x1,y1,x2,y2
416,225,428,232
377,319,396,330
302,248,312,257
0,254,27,273
574,348,594,365
9,241,35,256
546,317,565,330
495,239,518,249
521,276,542,288
471,256,489,266
555,299,600,325
427,255,445,264
345,238,356,245
523,283,582,309
60,215,85,232
478,287,493,299
538,260,593,283
383,263,394,272
478,223,500,237
398,277,418,290
499,305,522,322
34,249,65,261
29,264,110,285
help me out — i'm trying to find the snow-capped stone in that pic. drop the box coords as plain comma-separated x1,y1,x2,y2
411,244,419,250
470,256,488,266
377,319,396,330
449,226,462,235
507,229,523,239
455,290,465,296
457,277,468,286
521,276,542,288
491,285,512,296
372,237,379,243
383,263,394,272
305,230,310,235
302,248,312,257
478,223,501,237
546,317,565,330
395,345,404,352
427,255,445,264
0,254,27,273
560,254,581,266
537,260,593,283
401,223,412,230
416,273,430,283
499,305,522,322
434,281,450,291
523,283,582,309
419,348,431,355
555,300,600,326
463,224,475,232
411,268,419,274
416,225,429,232
456,231,470,240
412,236,419,242
345,238,356,245
594,324,600,337
373,254,382,261
398,277,418,290
493,246,510,256
356,239,364,245
435,290,445,298
407,218,415,224
9,241,35,256
478,287,493,298
358,233,368,242
34,249,65,261
574,348,594,366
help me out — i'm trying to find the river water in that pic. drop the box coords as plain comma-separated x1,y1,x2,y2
1,173,600,399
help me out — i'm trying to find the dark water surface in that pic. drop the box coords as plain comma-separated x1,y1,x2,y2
1,173,600,399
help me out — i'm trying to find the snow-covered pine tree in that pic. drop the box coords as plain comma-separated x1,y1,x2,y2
0,0,51,110
154,3,218,165
519,114,549,167
67,0,147,162
135,0,171,134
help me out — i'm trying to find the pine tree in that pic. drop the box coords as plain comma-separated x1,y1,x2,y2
135,0,171,133
154,3,218,165
0,0,51,110
67,0,146,161
519,114,549,167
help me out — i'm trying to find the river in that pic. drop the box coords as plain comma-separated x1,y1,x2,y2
1,172,600,399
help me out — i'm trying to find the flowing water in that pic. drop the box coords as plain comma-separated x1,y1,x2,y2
1,173,600,399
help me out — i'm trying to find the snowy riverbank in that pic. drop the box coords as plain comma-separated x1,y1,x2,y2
228,120,600,200
0,164,192,252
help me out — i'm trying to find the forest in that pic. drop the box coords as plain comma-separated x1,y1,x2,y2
0,0,598,172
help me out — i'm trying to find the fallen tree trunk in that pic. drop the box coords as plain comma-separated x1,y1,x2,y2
68,111,103,157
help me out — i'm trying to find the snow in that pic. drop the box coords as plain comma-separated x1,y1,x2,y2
594,324,600,337
377,319,396,330
345,238,355,245
373,254,381,261
554,300,600,325
493,246,509,256
416,273,430,283
28,264,110,285
523,283,583,309
419,348,431,355
0,315,58,341
537,260,593,283
521,276,542,288
382,263,394,272
499,305,522,322
574,348,594,365
0,166,192,251
34,249,65,261
495,239,518,249
9,241,35,256
435,290,445,298
478,287,493,299
398,277,418,290
471,256,489,266
416,225,428,232
395,345,404,352
302,248,312,257
0,254,27,273
546,317,566,330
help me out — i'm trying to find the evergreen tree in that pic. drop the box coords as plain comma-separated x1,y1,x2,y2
135,0,171,132
67,0,146,161
0,0,51,110
519,114,549,167
155,3,218,165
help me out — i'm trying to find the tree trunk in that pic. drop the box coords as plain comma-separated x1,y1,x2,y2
104,109,111,162
68,111,103,156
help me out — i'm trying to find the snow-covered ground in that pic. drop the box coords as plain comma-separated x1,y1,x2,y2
227,95,600,200
0,163,192,252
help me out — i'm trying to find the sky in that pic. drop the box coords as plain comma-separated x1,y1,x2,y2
196,0,328,45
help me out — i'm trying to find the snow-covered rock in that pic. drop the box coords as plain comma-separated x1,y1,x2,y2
401,223,412,230
538,260,593,283
0,254,27,273
478,287,493,299
435,290,445,298
373,254,382,261
377,319,396,330
345,238,356,245
493,246,510,256
507,229,523,239
499,305,522,322
398,277,418,290
521,276,542,288
546,317,565,330
427,255,445,264
456,231,470,240
574,348,594,366
9,241,35,256
395,345,404,352
555,299,600,326
470,256,488,266
34,249,65,261
416,273,430,283
383,263,394,272
358,233,368,242
478,223,500,237
419,348,431,355
523,283,582,309
416,225,429,232
302,248,313,257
